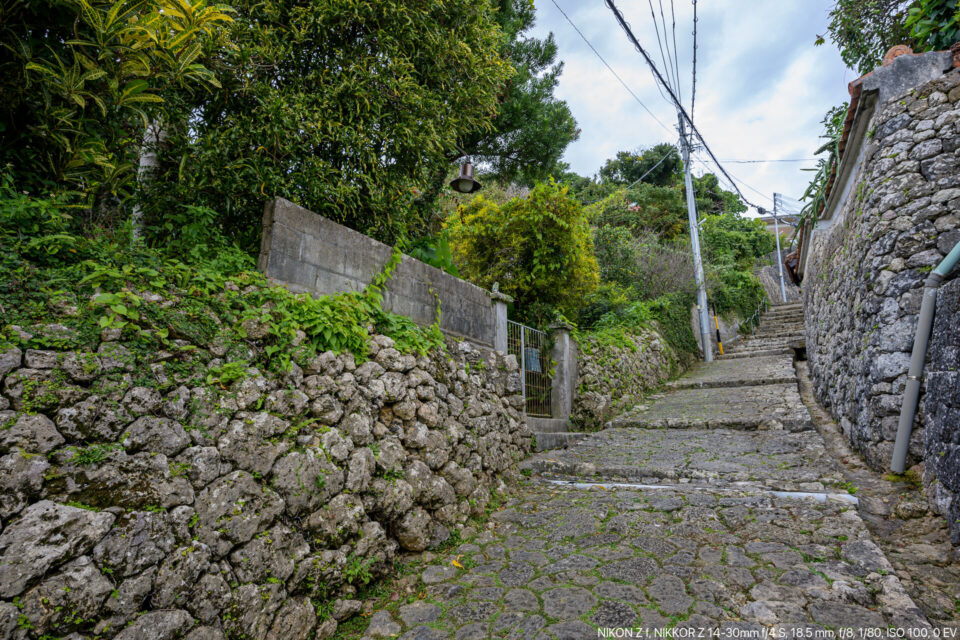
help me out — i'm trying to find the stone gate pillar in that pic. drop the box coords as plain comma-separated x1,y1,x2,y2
548,321,577,421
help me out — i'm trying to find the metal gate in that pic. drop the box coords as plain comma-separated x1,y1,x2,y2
507,320,552,417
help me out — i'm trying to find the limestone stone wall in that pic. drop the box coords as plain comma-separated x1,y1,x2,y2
804,68,960,521
923,277,960,543
570,327,677,430
0,331,529,638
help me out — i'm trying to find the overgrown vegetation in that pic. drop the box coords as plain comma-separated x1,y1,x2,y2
446,180,599,326
446,140,776,358
797,104,848,237
804,0,958,242
816,0,959,75
0,173,443,374
1,0,578,252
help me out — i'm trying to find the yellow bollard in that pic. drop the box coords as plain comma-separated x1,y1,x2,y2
713,311,724,356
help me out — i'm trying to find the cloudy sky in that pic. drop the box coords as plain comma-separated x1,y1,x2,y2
528,0,856,216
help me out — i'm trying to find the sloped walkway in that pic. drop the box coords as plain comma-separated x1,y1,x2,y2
340,304,946,639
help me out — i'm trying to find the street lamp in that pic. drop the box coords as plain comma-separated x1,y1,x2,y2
449,161,482,194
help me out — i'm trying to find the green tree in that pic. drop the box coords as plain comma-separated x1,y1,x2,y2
816,0,914,75
148,0,513,250
816,0,960,76
699,212,776,269
905,0,960,53
460,0,580,186
693,173,747,216
587,183,688,240
598,143,681,187
0,0,232,208
446,180,598,325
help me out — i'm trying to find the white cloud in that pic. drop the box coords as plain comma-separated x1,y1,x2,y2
530,0,854,211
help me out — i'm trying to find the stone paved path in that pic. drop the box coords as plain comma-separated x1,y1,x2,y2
336,304,951,639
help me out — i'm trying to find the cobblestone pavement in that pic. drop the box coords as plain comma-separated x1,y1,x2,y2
335,307,955,639
609,383,811,431
665,355,797,390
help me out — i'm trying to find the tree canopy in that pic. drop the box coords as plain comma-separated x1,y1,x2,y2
145,0,513,250
817,0,959,75
460,0,580,187
598,143,682,187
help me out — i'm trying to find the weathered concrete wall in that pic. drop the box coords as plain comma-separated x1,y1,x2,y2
804,63,960,530
0,327,529,638
259,198,500,348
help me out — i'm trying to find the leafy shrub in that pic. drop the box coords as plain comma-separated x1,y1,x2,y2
906,0,960,52
699,213,777,269
586,184,687,240
0,0,232,203
593,227,695,303
595,292,698,355
447,180,599,325
1,188,444,377
708,269,767,320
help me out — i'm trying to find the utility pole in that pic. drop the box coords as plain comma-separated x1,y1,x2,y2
678,113,713,362
772,194,787,303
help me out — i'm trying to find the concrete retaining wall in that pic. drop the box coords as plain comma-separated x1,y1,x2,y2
259,198,502,348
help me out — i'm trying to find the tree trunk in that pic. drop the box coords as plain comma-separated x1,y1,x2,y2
131,120,166,243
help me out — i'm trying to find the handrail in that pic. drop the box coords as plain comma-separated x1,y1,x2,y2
726,296,769,345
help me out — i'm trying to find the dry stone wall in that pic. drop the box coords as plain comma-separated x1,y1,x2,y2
570,327,677,430
0,328,529,639
923,277,960,543
804,68,960,537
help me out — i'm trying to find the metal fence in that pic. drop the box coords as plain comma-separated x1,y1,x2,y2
507,320,552,417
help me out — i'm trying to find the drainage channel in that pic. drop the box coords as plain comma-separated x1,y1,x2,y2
542,478,859,505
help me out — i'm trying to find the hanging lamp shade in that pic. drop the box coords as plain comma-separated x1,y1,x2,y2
449,161,482,194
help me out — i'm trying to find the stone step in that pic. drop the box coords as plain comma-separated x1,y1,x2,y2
522,427,842,490
728,335,805,348
665,353,797,390
757,315,804,324
749,330,806,340
608,383,813,432
526,417,573,433
754,328,805,337
533,432,587,451
719,347,794,359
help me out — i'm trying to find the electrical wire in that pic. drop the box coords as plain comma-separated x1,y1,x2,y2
604,0,764,211
691,0,697,121
719,159,816,164
549,0,674,136
582,146,679,204
668,0,683,107
646,0,676,99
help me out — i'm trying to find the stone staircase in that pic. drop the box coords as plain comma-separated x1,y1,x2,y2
530,301,807,450
721,301,805,358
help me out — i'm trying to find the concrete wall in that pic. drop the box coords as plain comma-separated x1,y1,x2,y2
259,198,501,348
803,54,960,539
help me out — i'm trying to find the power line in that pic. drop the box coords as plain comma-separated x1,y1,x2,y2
718,158,816,164
604,0,763,211
668,0,682,106
549,0,674,136
582,146,679,204
691,0,697,121
646,0,676,98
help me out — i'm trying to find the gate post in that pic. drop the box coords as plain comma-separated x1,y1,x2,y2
491,291,512,353
547,321,577,421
